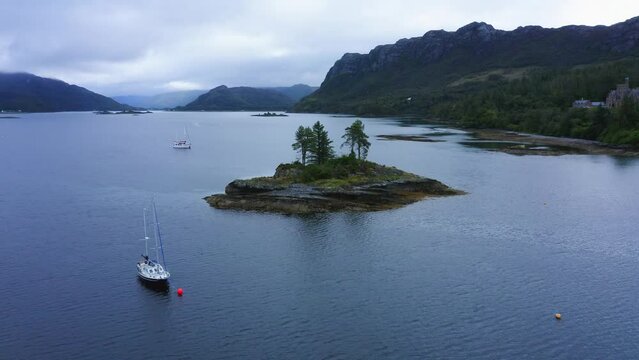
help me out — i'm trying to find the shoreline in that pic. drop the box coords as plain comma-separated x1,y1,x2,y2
467,129,639,156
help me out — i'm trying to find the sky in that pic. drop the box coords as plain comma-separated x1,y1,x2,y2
1,0,638,96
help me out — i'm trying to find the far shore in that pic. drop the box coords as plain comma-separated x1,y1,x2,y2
467,129,639,156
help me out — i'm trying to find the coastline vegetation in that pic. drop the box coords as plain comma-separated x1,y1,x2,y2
432,59,639,146
298,58,639,147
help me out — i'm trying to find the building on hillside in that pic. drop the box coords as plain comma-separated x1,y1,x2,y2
572,99,605,109
606,77,639,107
573,99,592,108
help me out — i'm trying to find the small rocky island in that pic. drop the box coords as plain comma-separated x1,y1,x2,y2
206,120,463,214
205,161,462,214
252,112,288,117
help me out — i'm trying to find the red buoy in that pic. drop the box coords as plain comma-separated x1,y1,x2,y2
177,288,184,296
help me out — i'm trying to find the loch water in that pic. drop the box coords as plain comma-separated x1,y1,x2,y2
1,111,639,359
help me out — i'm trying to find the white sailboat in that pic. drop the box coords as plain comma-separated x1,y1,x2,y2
137,201,170,283
173,126,191,149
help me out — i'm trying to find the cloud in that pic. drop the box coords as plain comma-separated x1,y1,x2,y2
1,0,638,95
162,80,206,91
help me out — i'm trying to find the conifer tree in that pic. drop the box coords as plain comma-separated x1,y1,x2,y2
342,119,370,160
309,121,334,164
292,126,315,165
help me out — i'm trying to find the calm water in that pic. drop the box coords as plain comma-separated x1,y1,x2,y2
1,111,639,359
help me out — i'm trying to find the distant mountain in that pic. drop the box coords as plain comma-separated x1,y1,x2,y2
113,89,207,109
0,72,129,112
262,84,318,101
114,85,315,109
295,16,639,115
178,85,295,111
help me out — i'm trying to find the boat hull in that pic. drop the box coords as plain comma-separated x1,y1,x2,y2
136,261,170,283
137,271,170,283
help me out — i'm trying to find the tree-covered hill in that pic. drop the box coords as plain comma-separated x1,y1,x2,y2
0,72,129,112
430,58,639,144
294,17,639,145
262,84,318,102
177,85,296,111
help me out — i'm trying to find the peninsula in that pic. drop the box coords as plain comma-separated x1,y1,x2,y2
205,120,463,214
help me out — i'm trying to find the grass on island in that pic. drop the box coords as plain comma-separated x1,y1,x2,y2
245,156,422,189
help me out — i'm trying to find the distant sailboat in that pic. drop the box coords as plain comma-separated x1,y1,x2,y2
173,126,191,149
137,201,170,283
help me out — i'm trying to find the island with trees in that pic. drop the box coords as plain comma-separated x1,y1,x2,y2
205,120,463,214
251,112,288,117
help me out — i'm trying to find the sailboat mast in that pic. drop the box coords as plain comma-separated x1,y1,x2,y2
184,125,190,142
143,208,149,256
152,200,167,270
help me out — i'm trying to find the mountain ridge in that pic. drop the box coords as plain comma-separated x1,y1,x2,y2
260,84,318,102
114,84,317,110
295,16,639,114
0,72,129,112
177,85,296,111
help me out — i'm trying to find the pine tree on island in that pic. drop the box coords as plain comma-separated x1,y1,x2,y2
341,119,371,160
309,121,334,164
292,126,315,166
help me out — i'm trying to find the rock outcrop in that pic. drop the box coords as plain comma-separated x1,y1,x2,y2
205,164,463,214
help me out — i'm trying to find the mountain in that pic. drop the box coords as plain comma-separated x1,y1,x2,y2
115,85,316,109
113,90,207,109
262,84,318,101
178,85,296,111
0,72,129,112
295,17,639,115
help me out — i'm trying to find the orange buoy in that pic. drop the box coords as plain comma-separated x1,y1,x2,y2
555,313,561,320
177,288,184,296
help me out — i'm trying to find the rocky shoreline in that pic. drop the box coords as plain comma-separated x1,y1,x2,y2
377,134,445,142
205,164,463,214
468,129,639,156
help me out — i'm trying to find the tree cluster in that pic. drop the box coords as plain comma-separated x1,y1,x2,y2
292,120,371,165
429,59,639,145
296,58,639,146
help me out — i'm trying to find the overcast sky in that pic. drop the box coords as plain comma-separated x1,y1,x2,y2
1,0,638,96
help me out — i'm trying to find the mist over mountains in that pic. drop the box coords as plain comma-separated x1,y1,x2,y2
4,16,639,118
114,84,317,110
113,90,207,110
0,72,317,112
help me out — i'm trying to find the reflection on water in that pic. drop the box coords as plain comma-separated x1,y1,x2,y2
1,112,639,359
137,278,170,294
610,155,639,168
459,140,585,154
